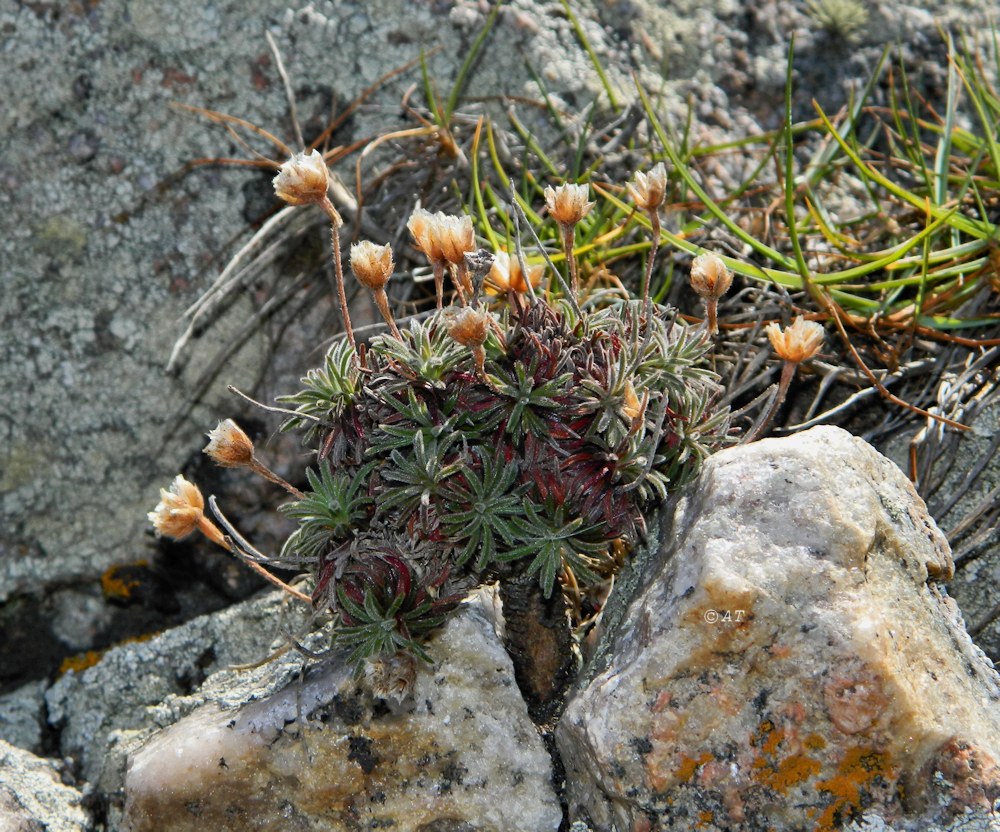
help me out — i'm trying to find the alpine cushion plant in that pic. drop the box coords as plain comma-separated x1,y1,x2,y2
270,262,728,714
150,152,730,717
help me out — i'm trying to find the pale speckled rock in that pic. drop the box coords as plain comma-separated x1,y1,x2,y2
120,595,561,832
0,739,90,832
557,426,1000,832
44,591,309,796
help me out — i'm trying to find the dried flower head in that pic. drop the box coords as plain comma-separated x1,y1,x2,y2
446,306,490,348
544,183,595,227
486,251,543,295
621,379,643,422
148,475,206,540
407,209,475,267
438,214,475,265
689,253,733,301
366,651,417,704
204,419,254,469
765,316,825,364
149,475,229,549
627,162,668,213
407,207,444,264
350,240,394,292
272,149,330,206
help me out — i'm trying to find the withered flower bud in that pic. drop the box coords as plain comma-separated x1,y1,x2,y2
765,317,825,364
689,252,733,301
487,251,543,295
407,207,445,264
621,379,643,422
438,214,476,266
204,419,254,469
544,183,595,227
350,240,394,292
148,475,228,549
272,150,330,206
366,651,417,704
627,162,668,213
446,306,490,348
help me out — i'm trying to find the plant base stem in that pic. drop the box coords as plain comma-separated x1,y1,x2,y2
499,576,575,725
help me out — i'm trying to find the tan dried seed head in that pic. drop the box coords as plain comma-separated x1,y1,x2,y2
272,149,330,206
350,240,394,291
204,419,255,468
765,316,825,363
438,214,475,265
627,162,667,212
689,252,733,300
407,207,444,264
447,306,490,348
486,251,543,295
544,183,595,226
147,475,206,540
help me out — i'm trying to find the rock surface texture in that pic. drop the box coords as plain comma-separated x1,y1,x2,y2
558,426,1000,832
120,595,561,832
0,739,90,832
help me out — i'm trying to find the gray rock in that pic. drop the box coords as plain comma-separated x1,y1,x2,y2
0,0,647,606
0,681,47,755
45,590,308,793
120,595,561,832
882,393,1000,662
557,426,1000,832
0,740,90,832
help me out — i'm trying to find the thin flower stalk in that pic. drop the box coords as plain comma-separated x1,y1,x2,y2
272,150,356,348
545,183,594,298
747,317,825,442
204,419,305,498
628,163,667,313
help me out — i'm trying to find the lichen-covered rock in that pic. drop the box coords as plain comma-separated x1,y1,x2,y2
557,426,1000,832
0,739,91,832
121,595,561,832
45,591,308,794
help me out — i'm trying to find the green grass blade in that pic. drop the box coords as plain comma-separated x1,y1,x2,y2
633,78,794,267
558,0,620,111
445,2,501,118
782,36,815,299
813,102,992,239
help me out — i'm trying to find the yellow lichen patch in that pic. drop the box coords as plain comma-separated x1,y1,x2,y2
696,808,715,828
101,561,149,601
814,747,895,830
749,719,823,794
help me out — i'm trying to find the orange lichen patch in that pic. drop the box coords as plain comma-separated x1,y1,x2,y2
696,809,715,828
101,561,149,601
760,753,823,792
58,632,157,677
676,751,714,783
804,733,826,751
815,747,895,830
60,650,103,675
